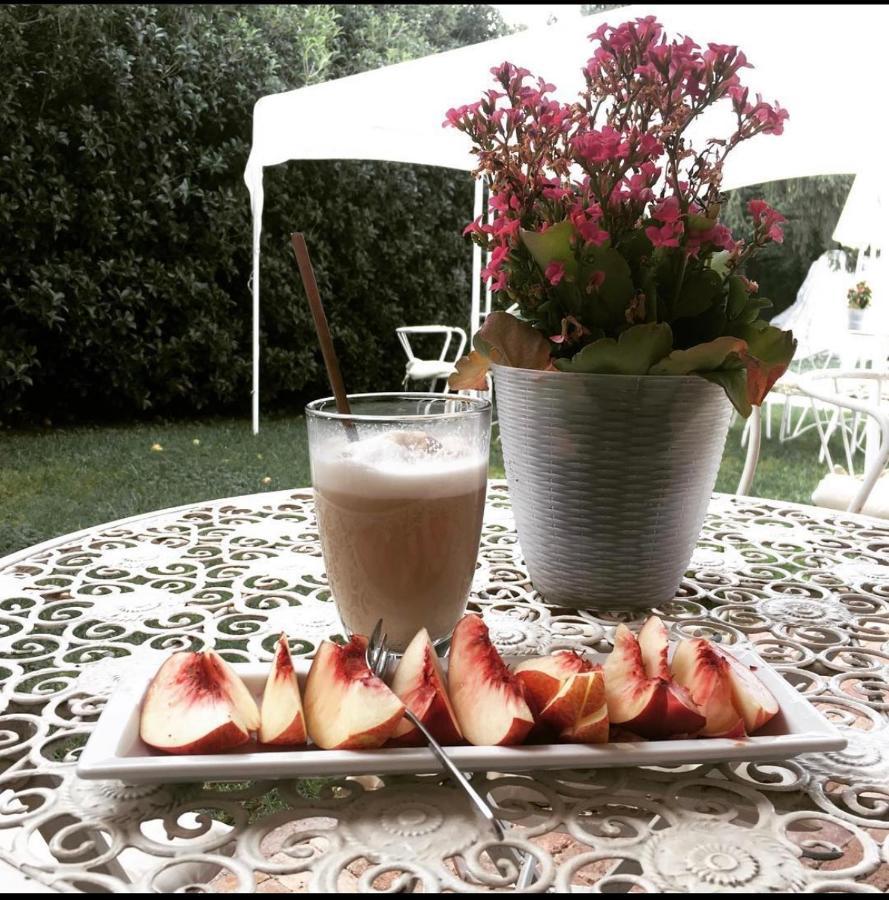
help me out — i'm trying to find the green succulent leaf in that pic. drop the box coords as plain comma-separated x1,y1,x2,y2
649,335,747,375
520,221,577,277
741,297,773,324
701,367,752,418
726,275,748,320
673,268,724,319
640,267,659,323
585,246,635,320
687,213,717,232
555,323,673,375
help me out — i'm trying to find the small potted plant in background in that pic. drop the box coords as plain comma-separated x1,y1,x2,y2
847,281,872,331
445,17,796,609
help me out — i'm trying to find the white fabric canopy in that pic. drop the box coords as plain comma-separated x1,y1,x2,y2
771,250,855,358
245,3,889,431
834,169,888,253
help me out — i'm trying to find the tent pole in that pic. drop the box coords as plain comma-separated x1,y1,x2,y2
252,258,259,434
250,177,264,435
470,177,483,337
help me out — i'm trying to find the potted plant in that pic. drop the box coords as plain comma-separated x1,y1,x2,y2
847,281,872,331
445,17,797,609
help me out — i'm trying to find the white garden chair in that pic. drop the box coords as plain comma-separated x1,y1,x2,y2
396,325,467,392
738,370,889,515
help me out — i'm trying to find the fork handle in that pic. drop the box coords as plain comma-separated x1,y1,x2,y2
405,709,536,886
404,708,507,841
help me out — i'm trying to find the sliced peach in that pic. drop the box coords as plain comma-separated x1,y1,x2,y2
539,670,608,743
713,645,779,733
448,614,534,746
259,634,307,746
513,651,597,713
671,639,746,738
140,650,260,754
603,622,705,738
303,636,405,750
564,703,609,743
388,628,462,747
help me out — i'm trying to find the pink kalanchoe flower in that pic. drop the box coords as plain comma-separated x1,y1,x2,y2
463,217,492,238
576,219,610,245
652,196,682,223
488,191,515,213
635,132,665,159
550,315,590,345
491,216,520,240
749,96,788,135
490,269,509,292
748,199,786,243
685,223,737,258
646,220,683,248
542,183,572,201
570,201,609,246
545,261,566,286
574,126,625,163
586,270,606,294
481,245,510,287
708,223,737,251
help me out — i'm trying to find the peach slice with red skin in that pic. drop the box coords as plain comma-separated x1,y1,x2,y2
448,614,535,746
388,628,463,747
513,651,597,714
712,644,779,733
539,670,609,744
565,704,609,743
603,619,706,738
671,639,746,738
303,636,405,750
140,650,261,754
259,634,307,746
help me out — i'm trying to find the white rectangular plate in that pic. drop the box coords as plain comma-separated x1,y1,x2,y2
77,647,846,783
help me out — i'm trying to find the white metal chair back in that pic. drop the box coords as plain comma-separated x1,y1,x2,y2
738,370,889,515
396,326,468,392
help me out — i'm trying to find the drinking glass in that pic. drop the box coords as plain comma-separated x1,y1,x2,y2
306,393,491,651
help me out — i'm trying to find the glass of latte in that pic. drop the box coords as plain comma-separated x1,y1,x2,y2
306,393,491,652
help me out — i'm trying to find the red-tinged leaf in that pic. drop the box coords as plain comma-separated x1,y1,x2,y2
742,353,789,406
448,350,491,390
735,323,797,406
478,310,553,370
448,312,552,389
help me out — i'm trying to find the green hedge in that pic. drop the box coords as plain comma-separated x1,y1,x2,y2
0,5,501,422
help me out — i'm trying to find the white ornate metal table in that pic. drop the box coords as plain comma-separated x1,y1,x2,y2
0,482,887,892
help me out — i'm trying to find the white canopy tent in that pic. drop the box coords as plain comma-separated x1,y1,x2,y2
834,169,889,256
245,3,889,432
775,168,889,354
833,168,888,307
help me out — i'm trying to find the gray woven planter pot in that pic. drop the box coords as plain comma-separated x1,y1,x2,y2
492,365,733,609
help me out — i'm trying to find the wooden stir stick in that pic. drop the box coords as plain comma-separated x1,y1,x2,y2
290,233,356,436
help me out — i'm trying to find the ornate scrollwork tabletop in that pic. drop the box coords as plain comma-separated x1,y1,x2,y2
0,484,887,892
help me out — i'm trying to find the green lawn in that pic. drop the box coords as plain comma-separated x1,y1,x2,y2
0,407,835,558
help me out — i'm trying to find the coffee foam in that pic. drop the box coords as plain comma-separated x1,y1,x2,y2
312,432,486,499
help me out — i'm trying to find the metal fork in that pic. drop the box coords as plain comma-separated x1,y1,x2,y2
366,620,537,889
